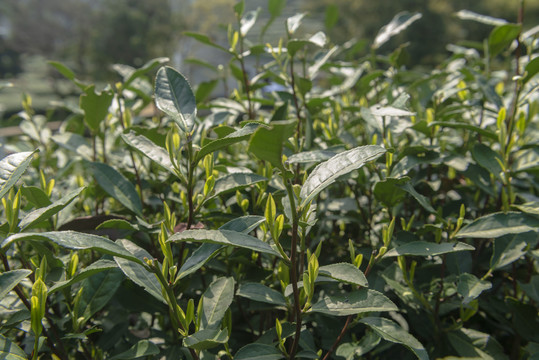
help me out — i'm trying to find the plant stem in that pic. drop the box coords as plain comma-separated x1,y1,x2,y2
237,21,254,119
285,180,301,360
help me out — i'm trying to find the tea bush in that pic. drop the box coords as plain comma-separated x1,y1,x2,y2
1,2,538,359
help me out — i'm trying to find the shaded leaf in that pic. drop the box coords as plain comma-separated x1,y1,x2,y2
0,334,27,360
235,344,284,360
318,263,368,287
489,24,521,57
19,187,84,230
456,212,539,238
237,283,286,306
300,145,386,209
78,268,124,324
310,289,397,316
109,340,160,360
472,143,503,180
523,56,539,85
398,182,436,213
183,32,231,53
457,273,492,304
360,317,429,360
48,260,117,295
248,120,296,173
336,332,381,360
183,328,228,350
374,177,408,208
385,241,475,257
490,232,537,270
0,269,32,299
520,275,539,303
87,161,143,217
20,185,51,208
429,121,497,140
155,66,197,133
80,85,114,132
201,277,235,329
0,151,38,200
51,133,92,160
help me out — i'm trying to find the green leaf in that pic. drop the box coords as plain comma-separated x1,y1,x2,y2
49,61,86,89
120,57,169,89
48,260,117,295
19,187,84,230
490,232,537,270
325,4,339,30
183,328,228,350
78,268,124,324
287,32,326,57
51,133,92,160
336,332,381,360
235,343,284,360
200,277,235,329
360,317,429,360
183,32,231,53
0,269,32,299
121,131,174,173
456,212,539,238
472,143,503,180
237,283,287,306
169,229,281,258
114,240,166,303
300,145,386,209
87,161,143,218
286,150,338,165
268,0,286,18
310,289,397,316
457,273,492,304
196,79,219,103
488,23,521,57
0,334,27,360
520,275,539,303
212,173,267,198
397,182,436,214
155,66,197,133
197,123,260,163
374,177,408,208
0,151,38,200
523,56,539,85
2,231,142,265
109,340,160,360
385,241,475,257
455,10,508,26
248,120,296,173
373,12,422,49
428,121,497,140
80,85,114,133
178,216,265,279
20,185,51,208
318,263,368,287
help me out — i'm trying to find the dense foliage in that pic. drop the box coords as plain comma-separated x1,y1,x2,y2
1,1,539,359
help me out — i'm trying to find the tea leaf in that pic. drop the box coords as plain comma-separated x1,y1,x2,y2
456,212,539,238
248,120,296,173
109,340,160,360
490,232,537,270
310,289,397,316
0,151,38,200
80,85,114,133
488,24,521,57
373,12,422,49
237,283,287,306
360,317,429,360
200,277,235,329
457,273,492,304
155,66,197,133
87,161,143,218
183,328,228,350
196,123,260,163
318,263,368,287
385,241,475,257
0,270,32,300
300,145,386,209
121,131,174,173
235,343,284,360
78,268,124,324
0,334,27,360
169,229,281,258
48,260,117,295
212,173,267,198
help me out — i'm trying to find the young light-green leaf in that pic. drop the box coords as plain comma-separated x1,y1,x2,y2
360,317,429,360
237,283,287,306
456,212,539,238
19,187,85,230
155,66,197,133
87,161,143,218
318,263,368,287
385,241,475,257
310,289,397,316
201,277,235,329
80,85,114,133
0,151,38,200
168,229,281,258
0,270,32,300
300,145,386,209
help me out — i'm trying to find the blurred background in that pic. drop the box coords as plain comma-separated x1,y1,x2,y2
0,0,538,122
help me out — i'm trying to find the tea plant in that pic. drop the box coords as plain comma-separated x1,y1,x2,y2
1,1,539,359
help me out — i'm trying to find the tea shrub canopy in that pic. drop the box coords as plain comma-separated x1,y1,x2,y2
1,1,538,359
